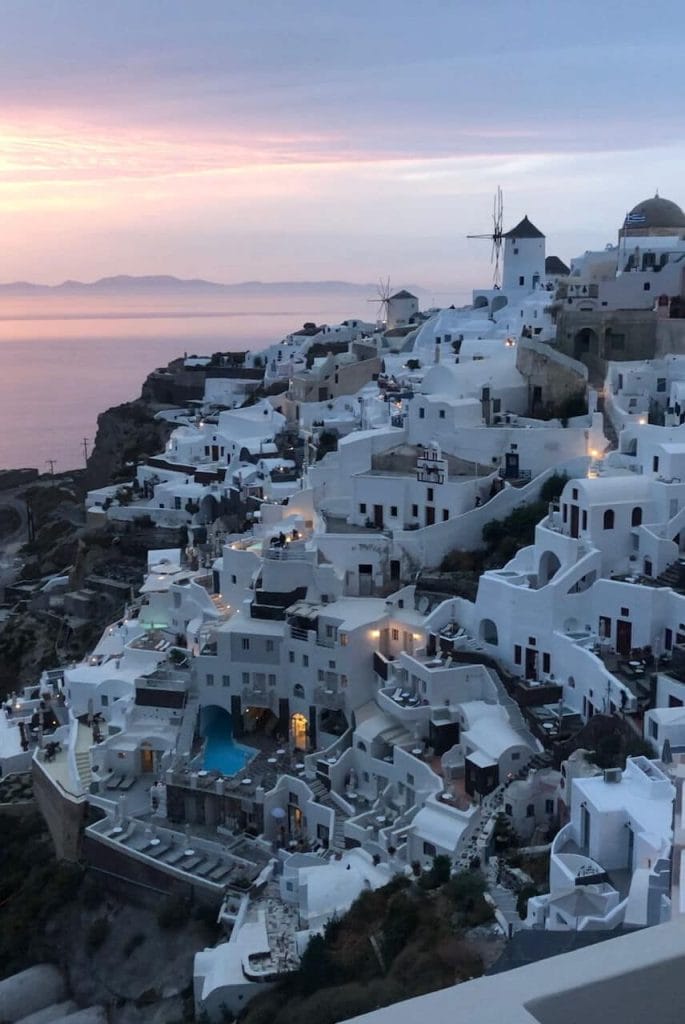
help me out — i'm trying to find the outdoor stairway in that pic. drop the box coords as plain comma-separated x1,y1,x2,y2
307,778,347,851
75,750,91,791
656,562,681,590
308,778,328,800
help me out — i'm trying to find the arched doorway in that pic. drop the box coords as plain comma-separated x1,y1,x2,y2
491,295,508,314
538,550,561,586
479,618,498,645
291,713,308,750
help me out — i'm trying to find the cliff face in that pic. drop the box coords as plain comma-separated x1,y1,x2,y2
85,399,173,490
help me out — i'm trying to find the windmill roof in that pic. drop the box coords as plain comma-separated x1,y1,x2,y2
390,289,417,300
545,255,570,275
504,216,545,239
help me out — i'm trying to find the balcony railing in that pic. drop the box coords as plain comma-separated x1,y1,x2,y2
241,687,276,711
314,687,345,710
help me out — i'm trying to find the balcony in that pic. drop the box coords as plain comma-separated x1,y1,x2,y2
241,687,276,711
314,687,345,711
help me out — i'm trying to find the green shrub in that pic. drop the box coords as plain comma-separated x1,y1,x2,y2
539,472,569,503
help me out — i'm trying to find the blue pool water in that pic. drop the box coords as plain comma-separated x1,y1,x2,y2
200,705,256,776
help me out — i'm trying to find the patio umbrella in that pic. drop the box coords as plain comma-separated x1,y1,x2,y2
270,806,287,819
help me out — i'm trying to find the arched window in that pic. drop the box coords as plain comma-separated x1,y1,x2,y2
603,509,615,530
293,683,305,699
631,506,642,527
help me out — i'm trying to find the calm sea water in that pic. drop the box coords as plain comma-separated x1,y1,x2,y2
0,293,359,472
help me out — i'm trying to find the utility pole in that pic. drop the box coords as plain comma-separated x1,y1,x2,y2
46,459,56,475
82,437,89,464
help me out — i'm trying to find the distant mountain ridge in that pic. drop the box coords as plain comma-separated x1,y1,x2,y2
0,275,428,297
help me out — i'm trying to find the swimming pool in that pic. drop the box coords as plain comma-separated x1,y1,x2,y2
200,705,256,776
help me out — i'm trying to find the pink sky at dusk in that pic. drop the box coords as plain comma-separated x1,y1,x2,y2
1,0,685,294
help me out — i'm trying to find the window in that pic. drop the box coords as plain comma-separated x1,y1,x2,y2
359,503,367,514
339,633,348,646
513,247,519,255
442,509,449,522
526,804,535,817
542,652,550,674
241,638,250,650
318,669,325,681
288,651,295,663
419,407,425,419
173,591,181,609
407,773,415,786
545,799,554,814
266,639,274,652
653,456,660,472
302,654,309,666
326,624,335,638
572,488,578,500
528,637,536,646
511,752,520,761
231,574,237,585
603,509,614,530
289,792,299,806
643,282,651,291
242,672,249,685
657,378,667,393
427,487,434,501
293,683,304,699
621,607,629,617
631,507,642,527
101,694,109,707
519,276,525,286
599,616,612,639
328,660,335,670
411,504,418,517
514,645,522,665
650,719,658,740
206,673,214,687
423,841,437,857
392,628,399,641
493,398,501,413
340,674,348,687
268,674,276,686
582,509,587,531
390,505,398,517
439,409,446,419
222,675,230,688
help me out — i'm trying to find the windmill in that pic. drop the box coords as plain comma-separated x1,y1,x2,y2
467,187,504,288
367,277,392,324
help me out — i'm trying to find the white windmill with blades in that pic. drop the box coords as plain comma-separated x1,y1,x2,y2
368,277,392,327
467,187,504,289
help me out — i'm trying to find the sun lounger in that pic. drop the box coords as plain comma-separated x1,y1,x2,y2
195,858,219,878
105,772,124,790
119,775,136,791
392,688,402,701
164,848,187,865
209,864,233,882
115,822,136,843
147,842,171,859
181,855,203,872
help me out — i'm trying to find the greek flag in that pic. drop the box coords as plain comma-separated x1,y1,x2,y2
625,211,647,225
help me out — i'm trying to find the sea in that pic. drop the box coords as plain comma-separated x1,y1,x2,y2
0,291,363,473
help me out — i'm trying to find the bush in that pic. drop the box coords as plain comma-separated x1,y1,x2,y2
87,916,110,952
539,472,569,503
382,893,419,962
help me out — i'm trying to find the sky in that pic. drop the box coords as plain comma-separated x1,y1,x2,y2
1,0,684,295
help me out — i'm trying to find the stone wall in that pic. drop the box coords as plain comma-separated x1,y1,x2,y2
516,338,587,413
554,309,658,383
32,761,85,861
